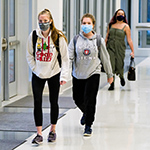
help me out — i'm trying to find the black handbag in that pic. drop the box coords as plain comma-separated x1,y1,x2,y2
127,57,136,81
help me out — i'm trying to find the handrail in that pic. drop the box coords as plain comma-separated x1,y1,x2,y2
136,25,150,28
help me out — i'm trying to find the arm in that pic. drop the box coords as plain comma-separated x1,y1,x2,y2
59,37,69,85
125,25,134,58
105,26,110,45
68,38,76,69
68,38,75,62
26,32,36,71
100,38,113,84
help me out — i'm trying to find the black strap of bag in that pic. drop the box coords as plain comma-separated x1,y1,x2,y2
54,34,61,67
32,30,38,58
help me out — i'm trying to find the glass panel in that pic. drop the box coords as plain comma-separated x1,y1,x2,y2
63,0,67,36
9,0,15,36
93,0,97,31
84,0,89,13
106,0,110,24
0,60,1,93
139,0,150,23
9,49,15,83
138,30,150,48
63,0,70,42
75,0,80,35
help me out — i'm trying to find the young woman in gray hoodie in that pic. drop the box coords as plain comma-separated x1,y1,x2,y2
68,13,113,136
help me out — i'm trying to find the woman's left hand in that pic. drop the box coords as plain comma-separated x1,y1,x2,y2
60,81,66,85
108,77,113,84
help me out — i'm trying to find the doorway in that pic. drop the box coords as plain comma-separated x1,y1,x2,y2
132,0,150,56
1,0,20,100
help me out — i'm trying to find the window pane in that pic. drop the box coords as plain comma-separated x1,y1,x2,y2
9,0,15,36
84,0,89,13
139,0,150,23
9,49,15,83
138,30,150,48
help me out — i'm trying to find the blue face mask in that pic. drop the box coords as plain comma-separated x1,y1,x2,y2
81,25,93,34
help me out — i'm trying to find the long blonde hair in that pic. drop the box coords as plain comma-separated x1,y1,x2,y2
38,9,68,45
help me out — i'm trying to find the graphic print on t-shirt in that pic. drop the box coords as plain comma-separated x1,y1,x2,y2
36,37,53,62
83,49,91,56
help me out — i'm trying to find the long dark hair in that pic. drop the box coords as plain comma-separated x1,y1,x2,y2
108,9,128,29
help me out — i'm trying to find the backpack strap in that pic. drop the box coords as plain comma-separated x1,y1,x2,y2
96,34,101,59
96,34,105,72
54,34,61,68
32,30,38,57
73,34,79,58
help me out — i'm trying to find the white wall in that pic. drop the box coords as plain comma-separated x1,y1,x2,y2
17,0,30,95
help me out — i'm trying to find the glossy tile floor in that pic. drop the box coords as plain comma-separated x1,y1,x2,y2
3,56,150,150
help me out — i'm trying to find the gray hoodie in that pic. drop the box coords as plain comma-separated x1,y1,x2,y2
68,31,113,79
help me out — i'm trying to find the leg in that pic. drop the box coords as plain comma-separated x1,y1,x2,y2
115,53,125,86
107,49,116,90
72,76,86,113
47,73,60,132
32,73,46,135
84,74,100,126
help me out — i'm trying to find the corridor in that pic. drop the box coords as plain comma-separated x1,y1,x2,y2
13,56,150,150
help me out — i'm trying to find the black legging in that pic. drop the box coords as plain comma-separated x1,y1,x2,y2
73,74,100,126
32,73,60,126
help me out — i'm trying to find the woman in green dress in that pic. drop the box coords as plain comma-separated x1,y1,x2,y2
105,9,134,90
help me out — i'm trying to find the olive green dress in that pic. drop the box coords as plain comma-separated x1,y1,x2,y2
106,25,126,78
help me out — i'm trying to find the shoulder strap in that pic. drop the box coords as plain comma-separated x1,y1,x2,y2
122,25,126,30
73,34,79,58
32,30,38,57
55,34,61,67
96,34,101,59
55,34,60,52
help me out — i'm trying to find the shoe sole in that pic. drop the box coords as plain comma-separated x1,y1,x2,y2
48,139,56,142
81,122,85,126
83,133,92,136
32,141,43,145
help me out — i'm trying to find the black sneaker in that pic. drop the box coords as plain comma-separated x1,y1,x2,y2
32,134,43,144
120,77,125,86
80,114,86,125
108,82,114,90
48,131,56,142
83,126,92,136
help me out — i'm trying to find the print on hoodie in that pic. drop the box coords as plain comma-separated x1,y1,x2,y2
36,36,53,62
